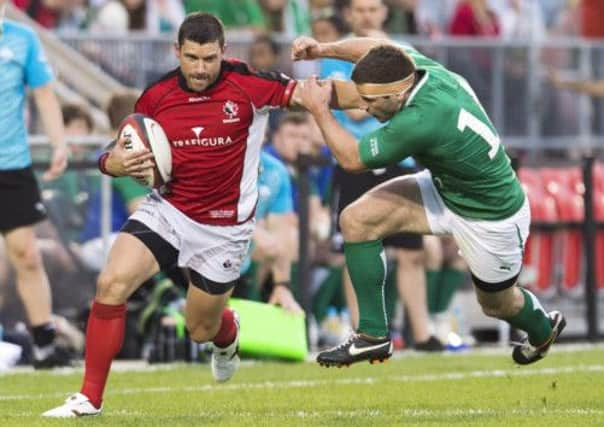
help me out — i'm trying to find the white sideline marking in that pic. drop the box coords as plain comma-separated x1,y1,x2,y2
7,408,604,418
1,364,603,402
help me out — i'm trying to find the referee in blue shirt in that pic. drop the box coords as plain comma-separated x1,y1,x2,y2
0,1,70,368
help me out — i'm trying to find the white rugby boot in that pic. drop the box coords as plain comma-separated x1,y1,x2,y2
211,311,240,383
42,392,102,418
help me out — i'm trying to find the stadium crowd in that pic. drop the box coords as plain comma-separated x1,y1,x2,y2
0,0,603,370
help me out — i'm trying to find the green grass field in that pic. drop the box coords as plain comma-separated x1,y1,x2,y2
1,345,604,426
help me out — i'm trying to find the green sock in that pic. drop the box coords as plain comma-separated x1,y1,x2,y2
426,270,441,314
344,240,388,337
505,288,552,346
435,267,466,313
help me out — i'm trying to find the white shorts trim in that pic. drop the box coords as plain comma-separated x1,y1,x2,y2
130,193,254,283
415,170,531,284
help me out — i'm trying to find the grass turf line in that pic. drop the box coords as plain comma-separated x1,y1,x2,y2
1,346,603,426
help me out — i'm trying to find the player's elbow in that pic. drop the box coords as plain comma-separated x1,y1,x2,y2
340,157,366,173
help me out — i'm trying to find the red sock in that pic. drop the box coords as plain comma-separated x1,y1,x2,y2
212,308,237,348
80,301,126,409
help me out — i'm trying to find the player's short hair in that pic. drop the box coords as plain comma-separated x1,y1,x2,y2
106,89,140,130
178,12,225,48
351,45,416,85
276,112,310,129
62,103,93,131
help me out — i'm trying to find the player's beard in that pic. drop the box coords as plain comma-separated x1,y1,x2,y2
188,73,212,92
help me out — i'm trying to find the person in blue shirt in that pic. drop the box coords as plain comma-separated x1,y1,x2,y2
0,3,70,368
239,151,302,314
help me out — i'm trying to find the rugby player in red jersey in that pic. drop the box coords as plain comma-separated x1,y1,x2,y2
43,13,360,418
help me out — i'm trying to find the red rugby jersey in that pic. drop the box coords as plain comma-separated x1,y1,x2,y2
135,59,296,225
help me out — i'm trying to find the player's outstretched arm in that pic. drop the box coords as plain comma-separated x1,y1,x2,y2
297,76,366,173
291,78,362,110
292,36,393,64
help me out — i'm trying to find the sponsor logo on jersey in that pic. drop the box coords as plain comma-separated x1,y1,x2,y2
188,96,211,102
172,126,234,147
222,100,240,123
369,137,379,157
192,126,204,138
210,209,235,218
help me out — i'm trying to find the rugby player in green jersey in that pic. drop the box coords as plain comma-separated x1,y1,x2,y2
292,36,566,367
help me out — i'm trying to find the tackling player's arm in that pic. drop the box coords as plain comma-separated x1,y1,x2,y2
299,77,424,173
292,36,394,64
296,76,366,172
289,79,362,110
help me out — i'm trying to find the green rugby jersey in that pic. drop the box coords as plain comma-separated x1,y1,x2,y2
358,48,525,220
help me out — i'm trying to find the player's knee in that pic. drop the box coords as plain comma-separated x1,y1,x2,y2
10,243,43,273
340,205,368,240
95,271,131,304
187,318,220,343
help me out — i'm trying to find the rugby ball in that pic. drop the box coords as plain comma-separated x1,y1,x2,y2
118,113,172,188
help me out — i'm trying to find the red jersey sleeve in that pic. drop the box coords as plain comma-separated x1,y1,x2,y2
134,91,154,116
225,60,297,109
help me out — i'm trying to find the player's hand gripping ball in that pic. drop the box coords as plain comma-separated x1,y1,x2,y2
118,113,172,188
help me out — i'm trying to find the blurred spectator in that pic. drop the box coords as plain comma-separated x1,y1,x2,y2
424,235,469,347
497,1,546,136
77,90,149,271
63,103,94,137
259,0,311,36
56,0,88,31
341,0,388,38
248,34,287,136
123,0,184,33
41,104,95,243
581,0,604,38
311,11,347,42
13,0,65,28
448,0,500,36
237,151,302,314
184,0,265,31
538,0,566,30
383,0,418,34
309,0,334,17
549,69,604,98
88,0,129,33
249,33,281,72
499,0,545,41
90,0,183,34
447,0,500,118
546,0,579,37
264,112,330,242
414,0,457,36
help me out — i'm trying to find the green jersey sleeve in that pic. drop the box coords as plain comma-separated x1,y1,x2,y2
358,96,436,170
